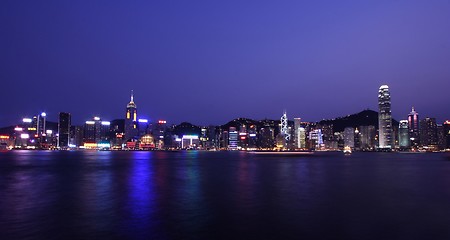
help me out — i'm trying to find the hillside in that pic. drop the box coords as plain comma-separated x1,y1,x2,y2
319,109,398,132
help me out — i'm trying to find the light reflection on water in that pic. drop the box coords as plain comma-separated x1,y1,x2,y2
1,151,450,239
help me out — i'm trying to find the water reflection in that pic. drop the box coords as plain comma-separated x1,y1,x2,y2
121,151,159,238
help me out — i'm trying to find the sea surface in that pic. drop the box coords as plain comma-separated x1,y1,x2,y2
0,150,450,240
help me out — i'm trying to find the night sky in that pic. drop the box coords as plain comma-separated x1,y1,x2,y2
1,1,450,126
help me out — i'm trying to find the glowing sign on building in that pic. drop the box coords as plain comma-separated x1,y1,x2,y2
22,118,32,123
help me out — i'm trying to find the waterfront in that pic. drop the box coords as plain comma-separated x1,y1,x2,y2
1,151,450,239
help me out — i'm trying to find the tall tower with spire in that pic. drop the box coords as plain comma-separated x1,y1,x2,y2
280,110,290,149
408,107,420,148
125,90,138,141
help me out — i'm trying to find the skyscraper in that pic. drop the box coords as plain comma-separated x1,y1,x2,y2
280,111,289,149
398,120,410,149
444,120,450,150
83,117,111,144
420,117,438,149
344,127,355,148
124,91,138,141
58,112,71,149
294,118,302,149
378,85,392,149
408,107,420,147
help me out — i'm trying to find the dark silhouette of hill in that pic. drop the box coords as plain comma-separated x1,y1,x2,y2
319,109,398,132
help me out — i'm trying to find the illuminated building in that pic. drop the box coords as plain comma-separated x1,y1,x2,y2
58,112,71,149
35,112,47,137
247,124,258,149
139,134,155,150
0,135,9,150
309,129,323,150
83,117,110,144
221,130,229,149
182,135,200,149
298,127,306,149
408,107,420,147
398,120,410,149
294,118,302,149
444,121,450,149
420,117,438,150
359,125,376,150
378,85,392,149
437,124,446,150
228,127,238,150
124,91,138,141
137,119,150,137
354,128,361,149
343,127,355,148
280,111,289,149
110,119,125,148
238,124,248,149
71,126,84,147
153,120,167,149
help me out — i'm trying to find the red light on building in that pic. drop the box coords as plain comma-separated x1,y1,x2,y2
158,120,167,124
240,136,246,140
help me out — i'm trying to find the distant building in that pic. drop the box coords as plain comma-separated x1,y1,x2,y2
83,117,110,145
139,134,155,150
408,107,420,148
259,126,274,149
280,111,289,149
137,119,150,137
309,129,323,150
437,124,446,151
58,112,71,148
344,127,355,148
294,118,302,149
247,124,258,149
398,120,410,149
110,119,125,148
228,127,238,150
359,125,376,150
70,126,83,147
420,117,438,150
444,121,450,150
153,120,167,148
298,127,306,149
378,85,392,149
354,128,361,149
124,91,138,141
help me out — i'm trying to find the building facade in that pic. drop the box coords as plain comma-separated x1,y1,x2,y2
378,85,392,149
124,91,138,141
58,112,71,148
408,107,420,148
398,120,410,149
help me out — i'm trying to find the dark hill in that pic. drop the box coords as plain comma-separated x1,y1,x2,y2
318,109,398,132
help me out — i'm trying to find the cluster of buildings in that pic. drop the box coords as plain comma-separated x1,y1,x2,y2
1,86,449,152
376,85,449,151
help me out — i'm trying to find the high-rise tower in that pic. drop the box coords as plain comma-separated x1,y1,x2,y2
125,91,138,141
408,107,420,147
398,120,410,149
280,111,289,148
378,85,392,149
58,112,71,149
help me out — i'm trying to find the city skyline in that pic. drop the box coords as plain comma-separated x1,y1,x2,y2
1,87,447,128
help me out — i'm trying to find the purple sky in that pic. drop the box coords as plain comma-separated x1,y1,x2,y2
1,0,450,126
